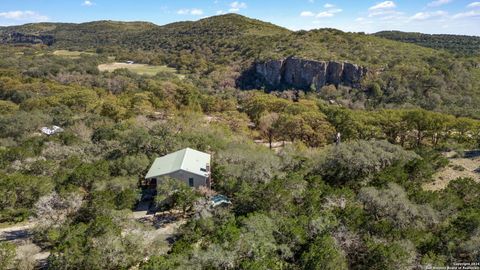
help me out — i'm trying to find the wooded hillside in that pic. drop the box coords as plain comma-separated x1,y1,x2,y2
1,14,480,269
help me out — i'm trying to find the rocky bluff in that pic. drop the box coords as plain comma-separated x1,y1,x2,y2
255,57,367,91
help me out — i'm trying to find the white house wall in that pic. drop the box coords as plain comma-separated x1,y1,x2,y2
157,170,207,188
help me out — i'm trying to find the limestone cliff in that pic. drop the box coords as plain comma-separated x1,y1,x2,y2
254,57,367,91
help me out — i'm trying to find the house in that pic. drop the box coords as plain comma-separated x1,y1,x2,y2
145,148,211,189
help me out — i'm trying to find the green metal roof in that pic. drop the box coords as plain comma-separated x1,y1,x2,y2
145,148,211,179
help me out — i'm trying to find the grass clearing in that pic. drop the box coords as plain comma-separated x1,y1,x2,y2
423,151,480,191
53,50,96,58
98,62,182,77
0,220,30,230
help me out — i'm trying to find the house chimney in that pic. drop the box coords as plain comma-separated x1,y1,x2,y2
206,163,212,189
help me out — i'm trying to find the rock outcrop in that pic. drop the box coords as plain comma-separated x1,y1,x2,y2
255,57,367,91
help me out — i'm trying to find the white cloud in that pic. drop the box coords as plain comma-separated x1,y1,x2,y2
410,10,448,20
368,9,403,18
316,8,342,18
316,11,334,18
369,1,396,10
452,10,480,18
328,8,343,13
301,4,342,19
427,0,452,7
467,2,480,8
190,9,204,15
367,1,402,18
0,10,48,21
82,0,94,7
300,11,315,17
216,10,225,15
177,8,204,15
229,1,247,12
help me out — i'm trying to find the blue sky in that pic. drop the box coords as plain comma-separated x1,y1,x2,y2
1,0,479,35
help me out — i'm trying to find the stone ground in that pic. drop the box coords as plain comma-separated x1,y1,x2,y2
423,150,480,191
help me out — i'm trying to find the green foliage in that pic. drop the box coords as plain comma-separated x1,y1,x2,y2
0,242,16,270
363,239,416,270
0,14,480,269
67,161,110,190
4,13,479,116
359,183,438,230
0,100,18,114
155,178,199,214
0,110,50,139
374,31,480,56
0,173,53,222
315,140,419,185
49,215,147,270
140,256,176,270
301,234,348,270
111,154,150,176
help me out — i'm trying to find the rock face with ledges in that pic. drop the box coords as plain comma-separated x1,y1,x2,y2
255,59,284,86
255,56,367,91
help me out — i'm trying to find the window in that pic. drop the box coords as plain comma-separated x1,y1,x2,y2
200,168,207,172
188,178,194,187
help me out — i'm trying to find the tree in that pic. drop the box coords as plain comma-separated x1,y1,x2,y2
48,216,150,270
34,192,83,230
375,110,407,145
155,178,198,215
301,234,348,270
316,140,419,185
0,110,50,139
112,154,150,177
363,239,416,270
402,109,432,147
258,112,279,149
0,100,18,115
428,112,454,146
67,161,110,191
358,183,438,230
0,173,54,222
321,106,363,141
100,96,127,121
276,113,303,143
454,117,478,144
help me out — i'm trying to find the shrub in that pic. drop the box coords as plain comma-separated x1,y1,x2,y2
358,183,439,230
0,242,16,270
301,234,348,270
316,140,419,185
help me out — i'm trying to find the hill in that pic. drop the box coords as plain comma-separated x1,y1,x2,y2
2,13,480,270
374,31,480,56
0,20,157,49
1,14,480,117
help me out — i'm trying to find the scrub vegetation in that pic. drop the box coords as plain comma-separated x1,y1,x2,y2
0,14,480,269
